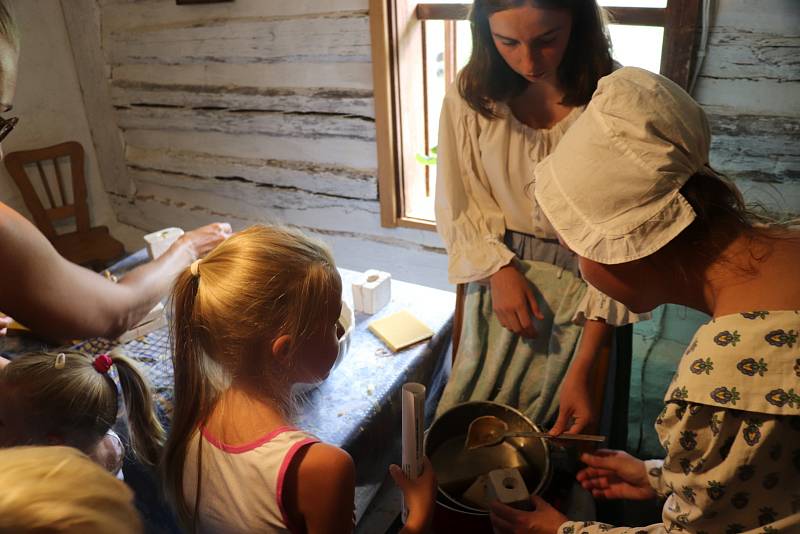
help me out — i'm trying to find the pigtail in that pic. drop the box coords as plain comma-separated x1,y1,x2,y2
162,268,223,526
108,348,165,466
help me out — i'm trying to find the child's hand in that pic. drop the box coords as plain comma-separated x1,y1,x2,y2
576,449,656,500
549,370,595,437
490,494,567,534
390,456,437,534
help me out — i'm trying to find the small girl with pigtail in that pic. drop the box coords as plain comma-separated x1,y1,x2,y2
162,225,436,534
0,347,165,474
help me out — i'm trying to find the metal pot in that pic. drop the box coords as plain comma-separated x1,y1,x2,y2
425,401,551,516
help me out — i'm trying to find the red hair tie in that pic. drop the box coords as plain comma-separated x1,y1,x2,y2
93,354,113,374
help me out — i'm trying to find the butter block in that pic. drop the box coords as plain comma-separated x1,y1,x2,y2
144,227,184,260
486,468,531,510
352,269,391,314
462,474,491,510
368,310,433,352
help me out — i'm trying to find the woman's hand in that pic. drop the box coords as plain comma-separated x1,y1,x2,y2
0,315,11,337
490,494,567,534
490,263,544,339
391,457,438,534
174,222,232,261
550,366,595,436
576,450,656,500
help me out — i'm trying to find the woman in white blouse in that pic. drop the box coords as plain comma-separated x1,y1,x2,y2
434,0,644,429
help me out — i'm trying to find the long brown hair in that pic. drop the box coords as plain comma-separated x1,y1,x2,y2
0,348,165,466
161,225,340,526
459,0,613,118
655,171,791,281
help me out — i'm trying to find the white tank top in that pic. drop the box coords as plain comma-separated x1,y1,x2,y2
183,426,319,534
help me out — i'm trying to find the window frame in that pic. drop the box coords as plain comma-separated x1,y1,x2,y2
370,0,701,230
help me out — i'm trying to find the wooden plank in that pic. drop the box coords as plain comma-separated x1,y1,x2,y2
695,77,800,116
112,63,374,90
698,30,799,81
125,145,378,200
416,4,470,21
415,4,665,26
110,13,371,65
60,0,131,196
114,106,376,141
122,129,377,169
127,170,445,247
660,0,701,90
711,0,799,35
395,0,429,229
110,81,374,118
604,7,666,28
369,0,400,227
706,110,799,186
707,110,800,144
103,0,368,34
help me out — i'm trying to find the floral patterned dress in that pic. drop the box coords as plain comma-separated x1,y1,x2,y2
559,310,800,534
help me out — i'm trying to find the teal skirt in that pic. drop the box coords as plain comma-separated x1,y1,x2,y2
437,232,588,425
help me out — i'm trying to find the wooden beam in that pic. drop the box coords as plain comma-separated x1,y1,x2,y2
416,3,469,21
61,0,132,197
416,4,666,27
605,7,666,27
369,0,401,227
661,0,702,90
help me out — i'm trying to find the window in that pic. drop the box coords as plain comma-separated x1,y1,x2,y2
370,0,701,228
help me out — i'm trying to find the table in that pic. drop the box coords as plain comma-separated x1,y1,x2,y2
0,251,456,526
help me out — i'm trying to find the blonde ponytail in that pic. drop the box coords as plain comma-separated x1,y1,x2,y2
161,224,340,527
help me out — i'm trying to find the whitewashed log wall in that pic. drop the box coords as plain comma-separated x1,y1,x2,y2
63,0,799,290
696,0,800,218
64,0,451,288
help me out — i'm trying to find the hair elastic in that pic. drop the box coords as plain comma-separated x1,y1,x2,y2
54,352,66,370
92,354,113,374
190,259,202,277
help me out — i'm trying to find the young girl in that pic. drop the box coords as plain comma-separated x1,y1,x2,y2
490,67,800,533
0,446,143,534
435,0,645,431
0,348,165,473
162,225,436,533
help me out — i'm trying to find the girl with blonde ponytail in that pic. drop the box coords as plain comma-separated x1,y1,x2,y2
162,225,436,534
0,347,165,473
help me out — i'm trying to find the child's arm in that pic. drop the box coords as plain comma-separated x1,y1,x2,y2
550,319,613,435
283,442,356,534
390,457,438,534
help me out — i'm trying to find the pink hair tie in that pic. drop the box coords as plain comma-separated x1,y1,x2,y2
93,354,113,374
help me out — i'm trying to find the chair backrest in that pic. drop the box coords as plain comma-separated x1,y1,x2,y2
3,141,89,240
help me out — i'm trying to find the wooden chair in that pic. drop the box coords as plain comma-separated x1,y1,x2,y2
4,141,125,270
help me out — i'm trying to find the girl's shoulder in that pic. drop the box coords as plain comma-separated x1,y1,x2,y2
296,442,354,478
282,442,355,533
